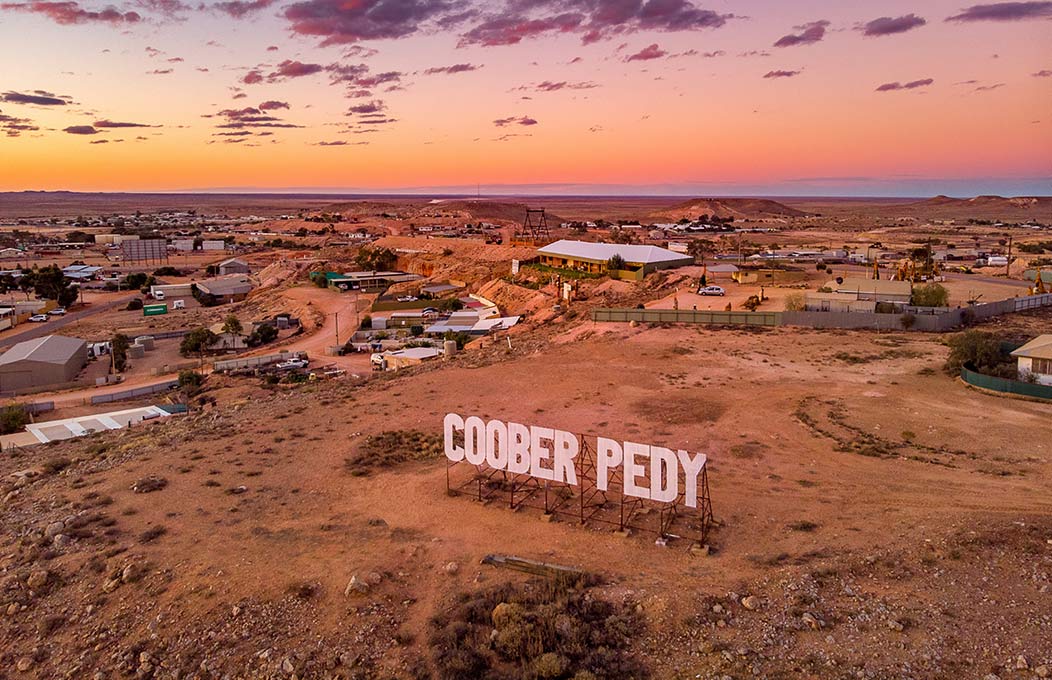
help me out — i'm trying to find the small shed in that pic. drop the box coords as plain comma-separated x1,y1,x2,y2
217,258,250,276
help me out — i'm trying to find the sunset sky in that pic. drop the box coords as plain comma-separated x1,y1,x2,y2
1,0,1050,195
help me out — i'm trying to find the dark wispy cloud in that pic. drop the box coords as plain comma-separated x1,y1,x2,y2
861,13,927,36
63,124,99,134
284,0,459,45
763,69,801,79
94,119,156,127
1034,69,1052,77
461,0,735,46
974,82,1005,91
423,63,482,75
626,43,667,61
946,2,1052,22
269,59,325,79
774,19,829,47
494,115,538,127
258,100,289,110
210,106,302,130
0,1,141,24
875,78,934,91
0,111,39,137
280,0,733,48
516,80,598,92
1,90,72,106
347,100,385,115
212,0,274,17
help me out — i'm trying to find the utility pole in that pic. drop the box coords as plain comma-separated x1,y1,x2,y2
335,311,340,347
1006,235,1012,278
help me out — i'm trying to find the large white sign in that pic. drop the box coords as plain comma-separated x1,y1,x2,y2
443,413,708,508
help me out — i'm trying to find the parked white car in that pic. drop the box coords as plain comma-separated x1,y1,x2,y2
28,314,49,322
275,358,309,370
698,285,726,296
48,307,67,316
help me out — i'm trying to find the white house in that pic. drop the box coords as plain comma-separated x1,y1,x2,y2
1010,335,1052,385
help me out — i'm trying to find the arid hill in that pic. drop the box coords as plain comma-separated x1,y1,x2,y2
421,200,564,226
649,197,809,221
918,195,1049,209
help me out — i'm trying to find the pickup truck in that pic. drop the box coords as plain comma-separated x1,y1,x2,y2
275,358,309,370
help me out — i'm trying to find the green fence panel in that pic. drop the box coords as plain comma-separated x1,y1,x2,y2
961,367,1052,400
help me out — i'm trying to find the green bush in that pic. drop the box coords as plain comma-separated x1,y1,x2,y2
911,282,949,307
126,298,144,311
944,330,1017,378
178,370,204,390
0,405,29,435
247,324,278,347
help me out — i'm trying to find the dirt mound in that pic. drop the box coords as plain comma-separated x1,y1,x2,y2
426,200,565,226
649,197,809,221
476,278,550,316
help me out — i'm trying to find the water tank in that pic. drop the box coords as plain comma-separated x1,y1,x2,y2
135,336,155,350
129,344,146,359
443,340,458,357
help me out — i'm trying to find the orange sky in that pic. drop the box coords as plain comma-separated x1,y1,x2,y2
1,0,1050,195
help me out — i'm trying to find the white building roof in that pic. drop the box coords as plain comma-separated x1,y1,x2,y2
385,347,441,360
1011,335,1052,361
537,240,693,266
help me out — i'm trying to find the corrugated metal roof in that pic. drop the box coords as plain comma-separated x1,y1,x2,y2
538,240,694,266
0,335,86,366
1011,335,1052,360
197,275,254,296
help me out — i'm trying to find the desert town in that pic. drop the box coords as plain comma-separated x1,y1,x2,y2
0,192,1050,679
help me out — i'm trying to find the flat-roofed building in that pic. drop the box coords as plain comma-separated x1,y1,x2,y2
537,240,693,276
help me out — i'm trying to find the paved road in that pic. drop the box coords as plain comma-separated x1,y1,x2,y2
0,294,138,350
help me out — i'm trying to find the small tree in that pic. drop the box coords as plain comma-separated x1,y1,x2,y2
111,334,130,372
742,295,761,311
607,253,626,272
438,297,464,312
126,298,144,311
247,324,278,347
180,327,218,357
783,292,806,312
221,314,243,336
911,283,949,307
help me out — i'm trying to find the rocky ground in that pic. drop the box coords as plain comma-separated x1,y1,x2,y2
1,316,1050,679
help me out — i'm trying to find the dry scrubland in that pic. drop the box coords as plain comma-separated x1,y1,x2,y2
2,314,1051,679
0,192,1051,678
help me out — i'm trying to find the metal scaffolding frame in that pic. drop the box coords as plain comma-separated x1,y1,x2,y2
446,433,715,548
513,208,552,245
